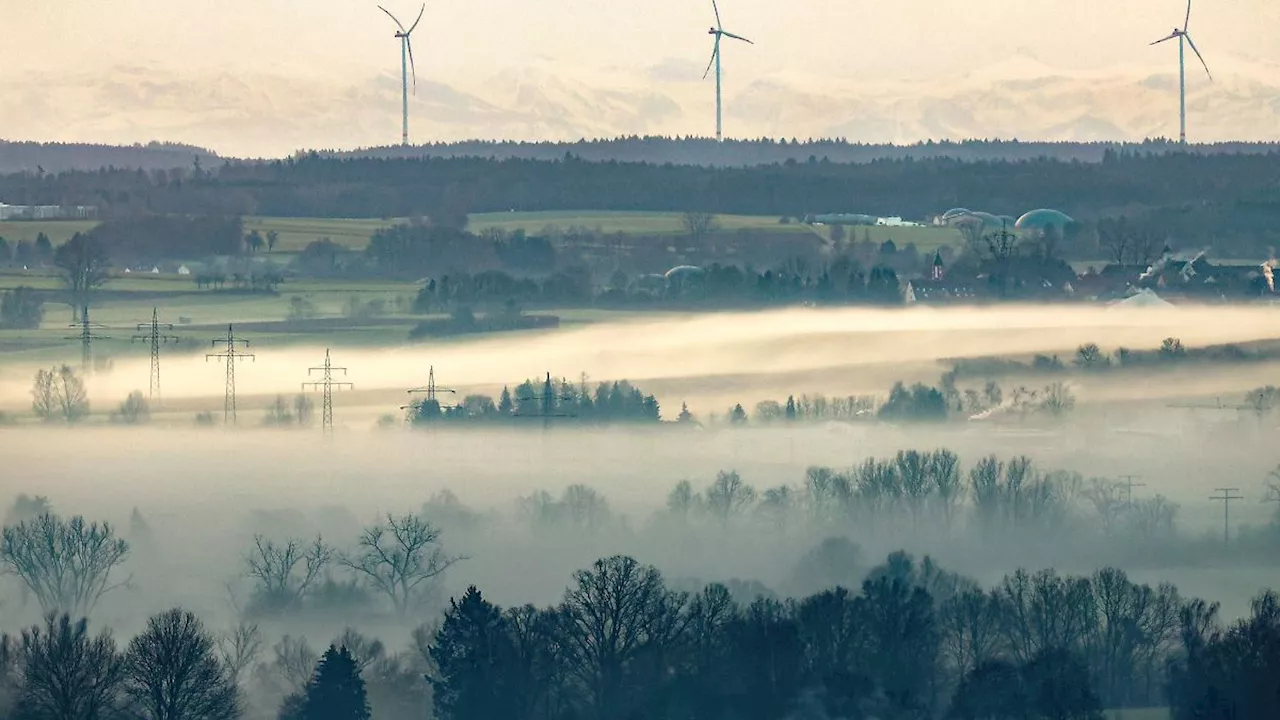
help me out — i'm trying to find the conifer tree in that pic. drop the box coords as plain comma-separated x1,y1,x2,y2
298,645,370,720
430,586,516,720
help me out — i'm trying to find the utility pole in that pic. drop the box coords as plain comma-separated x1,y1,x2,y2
206,324,253,425
131,308,178,404
1209,488,1243,544
65,305,109,373
1118,475,1146,507
302,348,352,437
403,366,457,423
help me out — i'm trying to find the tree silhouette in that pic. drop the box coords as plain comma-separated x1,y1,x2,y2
0,514,129,615
52,233,109,321
124,609,239,720
429,586,518,720
298,646,370,720
16,614,124,720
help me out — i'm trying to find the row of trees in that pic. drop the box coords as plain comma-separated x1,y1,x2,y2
3,554,1275,720
408,376,661,426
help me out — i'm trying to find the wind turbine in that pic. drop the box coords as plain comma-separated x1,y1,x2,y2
703,0,753,143
378,3,425,147
1150,0,1212,145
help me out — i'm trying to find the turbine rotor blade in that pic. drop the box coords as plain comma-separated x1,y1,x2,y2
1149,32,1178,46
406,37,418,90
1184,0,1192,31
377,4,406,32
711,0,722,29
721,30,754,44
702,45,718,79
1184,34,1212,80
408,3,425,34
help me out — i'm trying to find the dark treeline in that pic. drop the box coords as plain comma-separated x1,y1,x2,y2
407,375,660,426
3,547,1278,720
10,137,1280,175
5,436,1280,719
1,152,1278,251
332,136,1280,166
0,139,219,174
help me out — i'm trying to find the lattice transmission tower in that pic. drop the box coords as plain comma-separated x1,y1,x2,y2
65,305,109,373
131,308,179,404
515,371,578,428
303,349,352,436
403,366,455,423
206,324,254,425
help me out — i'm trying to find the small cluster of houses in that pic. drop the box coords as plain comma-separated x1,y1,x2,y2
908,246,1276,305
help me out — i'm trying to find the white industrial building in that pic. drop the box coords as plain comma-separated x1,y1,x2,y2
0,202,96,220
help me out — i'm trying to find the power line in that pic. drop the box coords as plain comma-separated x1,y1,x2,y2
131,308,179,405
1118,474,1146,507
1209,488,1243,544
402,366,456,423
302,348,352,437
206,324,254,425
65,304,109,373
514,371,578,428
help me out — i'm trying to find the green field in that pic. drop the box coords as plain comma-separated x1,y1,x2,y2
0,220,98,246
1,213,963,256
247,212,961,253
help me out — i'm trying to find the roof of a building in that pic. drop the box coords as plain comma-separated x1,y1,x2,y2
1014,208,1075,230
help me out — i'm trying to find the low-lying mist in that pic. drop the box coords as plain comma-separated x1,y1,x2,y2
4,418,1277,625
5,303,1280,417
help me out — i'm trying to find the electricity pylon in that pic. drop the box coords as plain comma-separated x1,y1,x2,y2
131,308,178,404
403,366,455,423
515,371,578,428
206,324,253,425
302,349,352,437
65,305,109,373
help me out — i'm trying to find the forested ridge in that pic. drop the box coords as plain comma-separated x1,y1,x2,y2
2,150,1278,224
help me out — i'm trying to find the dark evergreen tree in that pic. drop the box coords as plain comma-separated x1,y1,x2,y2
429,586,518,720
298,645,370,720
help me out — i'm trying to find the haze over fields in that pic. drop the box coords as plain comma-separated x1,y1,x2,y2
4,0,1280,155
5,303,1280,427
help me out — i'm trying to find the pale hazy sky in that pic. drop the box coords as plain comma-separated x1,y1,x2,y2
9,0,1277,77
4,0,1279,154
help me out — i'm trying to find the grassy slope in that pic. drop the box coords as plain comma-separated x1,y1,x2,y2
0,220,98,246
1,213,963,255
248,212,963,253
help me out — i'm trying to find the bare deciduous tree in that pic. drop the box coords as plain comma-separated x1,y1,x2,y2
680,211,718,244
243,535,331,614
341,514,463,615
0,514,129,615
704,470,756,522
217,622,263,690
271,635,317,695
124,609,240,720
31,365,90,423
53,233,110,321
559,556,689,718
0,633,18,718
18,613,124,720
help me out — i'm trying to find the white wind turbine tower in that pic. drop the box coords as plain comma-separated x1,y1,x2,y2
1150,0,1212,145
378,3,425,147
703,0,753,143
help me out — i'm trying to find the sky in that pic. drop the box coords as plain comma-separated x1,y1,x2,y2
3,0,1280,155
